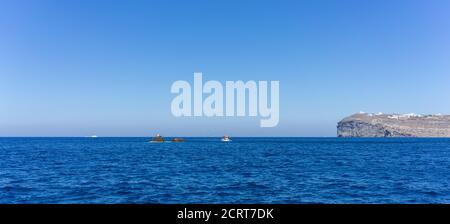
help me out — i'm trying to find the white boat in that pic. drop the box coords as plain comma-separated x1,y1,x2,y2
221,135,232,142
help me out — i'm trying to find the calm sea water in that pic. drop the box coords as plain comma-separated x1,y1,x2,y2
1,137,450,203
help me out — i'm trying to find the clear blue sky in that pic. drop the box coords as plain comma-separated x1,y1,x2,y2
1,0,450,137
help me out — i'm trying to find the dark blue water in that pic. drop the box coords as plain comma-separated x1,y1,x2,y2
1,137,450,203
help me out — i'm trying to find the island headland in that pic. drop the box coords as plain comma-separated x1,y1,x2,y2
337,112,450,137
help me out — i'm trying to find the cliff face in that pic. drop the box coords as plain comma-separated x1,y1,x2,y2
337,113,450,137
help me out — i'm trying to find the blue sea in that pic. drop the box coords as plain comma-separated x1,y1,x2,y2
1,137,450,204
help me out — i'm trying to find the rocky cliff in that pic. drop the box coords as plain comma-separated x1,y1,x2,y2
337,113,450,137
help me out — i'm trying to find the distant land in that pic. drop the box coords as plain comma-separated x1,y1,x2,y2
337,113,450,137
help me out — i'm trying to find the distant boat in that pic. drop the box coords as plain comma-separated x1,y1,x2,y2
150,134,165,143
90,135,98,138
221,135,232,142
171,138,185,142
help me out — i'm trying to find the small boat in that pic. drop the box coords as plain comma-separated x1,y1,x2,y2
171,138,185,142
221,135,232,142
150,134,165,143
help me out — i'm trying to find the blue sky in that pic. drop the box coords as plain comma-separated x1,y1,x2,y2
1,0,450,137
